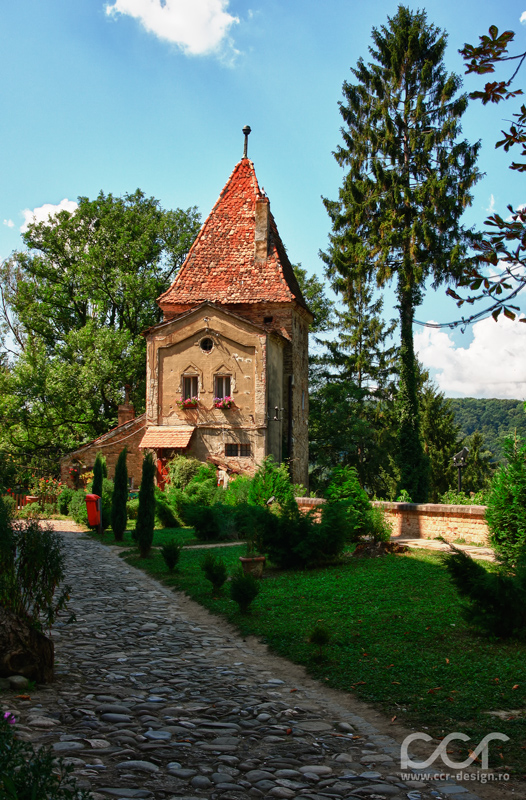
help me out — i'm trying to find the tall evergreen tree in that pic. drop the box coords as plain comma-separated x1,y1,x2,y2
111,448,128,542
419,376,461,501
135,452,156,558
309,275,398,496
323,6,481,501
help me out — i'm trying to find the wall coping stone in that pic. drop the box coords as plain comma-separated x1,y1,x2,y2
373,501,487,518
296,496,487,517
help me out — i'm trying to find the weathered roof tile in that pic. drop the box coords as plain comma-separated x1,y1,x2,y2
157,159,306,314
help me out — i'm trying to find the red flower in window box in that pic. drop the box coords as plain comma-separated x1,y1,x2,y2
214,396,234,410
177,396,199,409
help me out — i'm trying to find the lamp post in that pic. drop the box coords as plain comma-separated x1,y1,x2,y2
452,447,469,493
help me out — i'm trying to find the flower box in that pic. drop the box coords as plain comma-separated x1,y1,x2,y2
177,397,199,409
214,396,234,410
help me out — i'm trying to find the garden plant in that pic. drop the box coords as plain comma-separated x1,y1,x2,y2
111,447,128,542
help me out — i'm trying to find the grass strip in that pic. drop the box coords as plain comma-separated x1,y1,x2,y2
120,543,526,775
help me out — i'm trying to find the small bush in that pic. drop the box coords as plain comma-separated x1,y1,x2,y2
100,477,114,532
0,498,71,630
248,455,295,507
185,477,220,507
325,465,372,542
234,504,274,555
201,552,228,590
230,568,260,613
127,497,139,520
485,436,526,566
439,489,487,505
367,506,392,543
184,504,221,541
167,455,204,489
155,488,182,528
68,489,88,526
58,487,74,515
223,474,252,506
0,714,91,799
309,624,331,658
259,498,349,569
160,539,181,572
442,546,526,638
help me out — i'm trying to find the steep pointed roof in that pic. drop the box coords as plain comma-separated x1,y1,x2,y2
157,158,307,315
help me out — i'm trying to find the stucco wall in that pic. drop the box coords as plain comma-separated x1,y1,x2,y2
145,306,269,474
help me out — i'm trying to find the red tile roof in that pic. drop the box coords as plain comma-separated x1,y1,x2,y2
158,158,307,314
139,426,195,449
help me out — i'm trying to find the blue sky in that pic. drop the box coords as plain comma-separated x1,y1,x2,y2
1,0,525,398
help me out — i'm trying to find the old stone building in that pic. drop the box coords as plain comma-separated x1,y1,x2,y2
61,134,311,488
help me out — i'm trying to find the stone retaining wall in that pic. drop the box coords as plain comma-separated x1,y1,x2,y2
295,497,489,545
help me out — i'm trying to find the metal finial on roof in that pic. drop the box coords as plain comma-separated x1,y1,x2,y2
242,125,251,158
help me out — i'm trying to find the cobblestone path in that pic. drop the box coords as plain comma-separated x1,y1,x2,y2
2,529,482,800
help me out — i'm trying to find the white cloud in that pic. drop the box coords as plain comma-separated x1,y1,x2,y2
520,11,526,24
486,194,495,215
3,219,14,228
105,0,239,56
21,198,78,233
415,315,526,399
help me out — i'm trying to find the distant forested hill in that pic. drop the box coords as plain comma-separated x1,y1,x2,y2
449,398,526,461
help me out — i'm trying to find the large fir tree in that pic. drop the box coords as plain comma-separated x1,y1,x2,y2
323,6,480,501
309,275,398,496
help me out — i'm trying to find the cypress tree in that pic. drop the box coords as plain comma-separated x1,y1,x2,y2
92,453,104,498
111,448,128,542
323,5,481,501
135,452,156,558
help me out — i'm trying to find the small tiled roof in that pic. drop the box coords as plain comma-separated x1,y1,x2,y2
139,426,195,450
157,158,307,313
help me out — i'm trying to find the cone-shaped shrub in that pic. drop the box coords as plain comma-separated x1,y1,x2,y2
111,448,128,542
135,452,156,557
92,453,104,499
230,569,260,614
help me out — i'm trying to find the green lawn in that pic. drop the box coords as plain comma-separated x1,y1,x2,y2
85,524,199,548
122,542,526,775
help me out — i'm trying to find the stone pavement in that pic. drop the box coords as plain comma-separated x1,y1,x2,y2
2,528,484,800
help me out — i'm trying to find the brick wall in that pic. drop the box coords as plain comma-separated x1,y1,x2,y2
60,415,146,489
295,497,489,545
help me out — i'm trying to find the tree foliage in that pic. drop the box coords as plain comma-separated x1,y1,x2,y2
449,27,526,321
0,190,200,474
420,376,461,502
485,435,526,566
323,5,481,501
308,275,398,496
449,397,526,462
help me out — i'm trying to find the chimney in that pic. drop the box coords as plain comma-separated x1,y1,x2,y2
254,197,269,261
118,385,135,426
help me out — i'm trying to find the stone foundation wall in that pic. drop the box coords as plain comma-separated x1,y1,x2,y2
295,497,489,545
